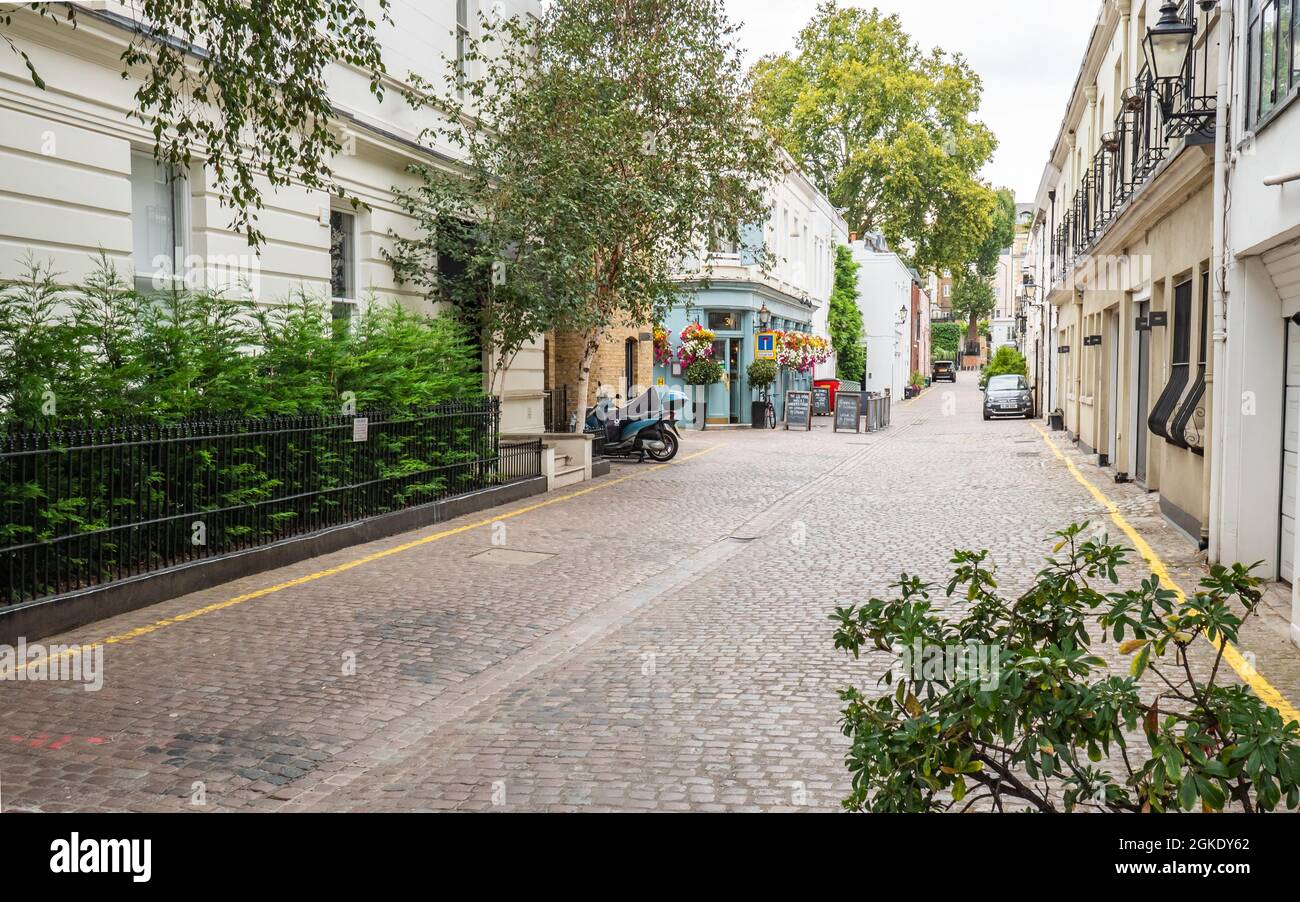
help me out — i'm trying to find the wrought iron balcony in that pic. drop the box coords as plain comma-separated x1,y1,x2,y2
1049,6,1216,288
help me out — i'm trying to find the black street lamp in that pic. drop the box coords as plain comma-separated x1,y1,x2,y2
1144,1,1195,84
757,303,772,331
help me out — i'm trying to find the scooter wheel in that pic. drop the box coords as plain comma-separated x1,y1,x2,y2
646,430,679,462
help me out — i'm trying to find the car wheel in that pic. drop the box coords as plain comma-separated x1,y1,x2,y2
983,412,991,421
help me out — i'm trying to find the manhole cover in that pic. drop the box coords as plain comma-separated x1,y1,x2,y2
469,548,556,566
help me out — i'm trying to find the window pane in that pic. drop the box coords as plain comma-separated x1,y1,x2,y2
131,152,183,288
1199,272,1209,368
1173,280,1193,366
1289,0,1298,91
707,311,738,332
1263,1,1279,117
330,210,354,300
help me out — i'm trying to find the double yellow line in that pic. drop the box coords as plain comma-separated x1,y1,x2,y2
3,444,723,677
1035,426,1300,723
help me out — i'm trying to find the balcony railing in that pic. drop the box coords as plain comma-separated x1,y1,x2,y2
1050,4,1216,285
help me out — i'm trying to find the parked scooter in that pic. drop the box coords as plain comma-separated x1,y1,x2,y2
585,388,684,462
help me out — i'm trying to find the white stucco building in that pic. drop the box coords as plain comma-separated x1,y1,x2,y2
850,233,915,402
1208,0,1300,648
0,0,547,433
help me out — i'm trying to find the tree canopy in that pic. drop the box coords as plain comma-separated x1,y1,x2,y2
829,245,865,384
386,0,780,409
748,0,998,276
950,187,1017,338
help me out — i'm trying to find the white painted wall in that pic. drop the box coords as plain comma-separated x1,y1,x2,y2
1210,0,1300,648
851,237,912,401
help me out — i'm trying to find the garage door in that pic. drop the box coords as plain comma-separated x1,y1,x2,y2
1282,321,1300,582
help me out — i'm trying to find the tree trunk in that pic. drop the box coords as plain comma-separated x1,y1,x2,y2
572,326,602,427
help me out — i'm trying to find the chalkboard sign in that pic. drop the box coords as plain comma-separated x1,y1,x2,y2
785,391,812,431
834,392,862,433
812,386,832,416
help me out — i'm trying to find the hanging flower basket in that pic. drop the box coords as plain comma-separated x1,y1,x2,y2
774,331,831,374
678,322,717,368
652,325,674,366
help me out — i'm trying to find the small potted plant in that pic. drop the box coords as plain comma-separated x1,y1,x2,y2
906,371,924,399
747,359,777,429
685,358,724,430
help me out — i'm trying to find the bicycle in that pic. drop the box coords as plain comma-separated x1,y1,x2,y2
760,389,777,429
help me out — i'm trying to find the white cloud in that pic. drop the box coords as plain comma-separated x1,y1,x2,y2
725,0,1103,203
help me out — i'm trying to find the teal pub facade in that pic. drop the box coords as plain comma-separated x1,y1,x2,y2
654,157,847,427
655,283,818,427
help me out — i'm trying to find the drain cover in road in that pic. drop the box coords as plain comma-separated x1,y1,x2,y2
469,548,556,566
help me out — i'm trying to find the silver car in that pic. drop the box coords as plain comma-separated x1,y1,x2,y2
983,374,1032,420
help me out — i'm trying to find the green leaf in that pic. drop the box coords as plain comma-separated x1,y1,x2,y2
1131,644,1152,679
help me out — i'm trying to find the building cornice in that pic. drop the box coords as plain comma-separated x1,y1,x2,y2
1046,1,1119,170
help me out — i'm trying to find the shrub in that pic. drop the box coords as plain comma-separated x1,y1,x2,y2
980,345,1028,389
0,255,483,427
747,358,777,393
931,322,963,362
831,523,1300,813
685,358,724,386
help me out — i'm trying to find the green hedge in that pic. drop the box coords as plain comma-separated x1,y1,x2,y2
0,255,483,427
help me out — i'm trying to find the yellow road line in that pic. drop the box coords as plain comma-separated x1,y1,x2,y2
1035,425,1300,723
4,444,724,676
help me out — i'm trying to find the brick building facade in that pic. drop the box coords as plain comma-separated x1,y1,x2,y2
545,325,654,429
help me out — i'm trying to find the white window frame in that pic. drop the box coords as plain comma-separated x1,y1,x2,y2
329,207,360,327
456,0,473,100
131,150,190,294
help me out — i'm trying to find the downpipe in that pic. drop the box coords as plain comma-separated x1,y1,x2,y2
1207,0,1234,563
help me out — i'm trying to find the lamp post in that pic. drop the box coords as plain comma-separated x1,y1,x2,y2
756,302,771,333
1144,1,1195,86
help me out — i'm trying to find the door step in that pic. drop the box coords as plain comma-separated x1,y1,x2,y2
553,465,586,489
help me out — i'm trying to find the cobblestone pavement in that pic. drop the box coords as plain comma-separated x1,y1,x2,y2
2,373,1298,812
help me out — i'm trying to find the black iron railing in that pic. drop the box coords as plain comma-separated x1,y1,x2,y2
544,386,572,434
1050,3,1216,284
0,398,542,605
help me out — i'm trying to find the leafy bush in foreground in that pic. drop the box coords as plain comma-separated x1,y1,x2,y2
831,524,1300,813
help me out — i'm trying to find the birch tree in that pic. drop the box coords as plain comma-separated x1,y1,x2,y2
386,0,780,417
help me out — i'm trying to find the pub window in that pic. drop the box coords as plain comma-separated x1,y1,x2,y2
709,222,740,256
707,311,739,332
1248,0,1299,126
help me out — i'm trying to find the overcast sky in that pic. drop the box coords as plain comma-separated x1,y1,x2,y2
724,0,1103,203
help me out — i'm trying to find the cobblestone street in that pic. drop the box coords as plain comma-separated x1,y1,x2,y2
2,373,1298,812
